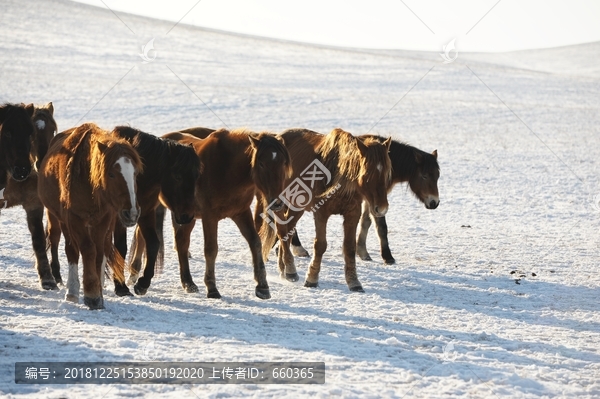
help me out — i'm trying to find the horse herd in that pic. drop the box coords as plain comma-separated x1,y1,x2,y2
0,102,440,310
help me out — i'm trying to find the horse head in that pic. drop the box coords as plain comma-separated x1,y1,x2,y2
32,102,57,169
408,149,440,209
248,133,291,212
91,135,143,227
0,103,35,181
159,141,199,225
356,136,393,217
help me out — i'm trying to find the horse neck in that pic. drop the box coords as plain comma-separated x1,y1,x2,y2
389,140,418,184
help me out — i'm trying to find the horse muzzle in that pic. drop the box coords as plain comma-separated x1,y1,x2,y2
174,213,194,225
10,165,31,182
268,198,285,212
119,207,140,227
425,197,440,210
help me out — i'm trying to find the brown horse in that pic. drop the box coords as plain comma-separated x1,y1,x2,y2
39,123,142,309
259,128,392,292
288,136,440,264
130,128,291,299
1,103,59,290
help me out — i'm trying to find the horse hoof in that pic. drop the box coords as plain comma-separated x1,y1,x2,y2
349,285,365,293
207,290,221,299
115,286,133,297
384,258,396,265
134,284,148,296
184,284,199,293
255,287,271,299
65,294,79,303
304,281,318,288
359,253,372,261
41,281,59,291
285,273,299,282
84,296,105,310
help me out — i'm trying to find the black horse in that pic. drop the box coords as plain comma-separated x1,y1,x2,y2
289,135,440,265
110,126,199,296
1,102,58,290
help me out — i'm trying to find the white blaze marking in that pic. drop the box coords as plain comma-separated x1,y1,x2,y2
116,157,137,218
67,263,80,299
272,151,277,160
35,119,45,130
376,163,382,172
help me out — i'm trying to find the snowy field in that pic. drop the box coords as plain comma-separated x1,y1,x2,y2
1,0,600,397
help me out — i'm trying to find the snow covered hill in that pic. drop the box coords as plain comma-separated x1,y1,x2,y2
1,0,599,397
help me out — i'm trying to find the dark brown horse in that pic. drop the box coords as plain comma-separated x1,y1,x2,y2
0,103,58,290
288,136,440,264
109,126,200,296
129,128,291,299
259,128,392,292
31,102,57,171
39,123,142,309
0,103,35,184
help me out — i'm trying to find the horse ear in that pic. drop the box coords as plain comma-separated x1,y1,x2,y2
432,149,438,159
414,150,423,164
383,137,392,150
248,135,260,149
25,103,35,118
356,137,368,154
46,102,54,115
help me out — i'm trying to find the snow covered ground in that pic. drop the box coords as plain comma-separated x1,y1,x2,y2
1,0,599,397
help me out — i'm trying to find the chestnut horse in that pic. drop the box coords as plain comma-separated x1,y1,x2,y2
39,123,142,309
110,126,199,296
129,128,291,299
0,104,58,290
259,128,392,292
288,135,440,264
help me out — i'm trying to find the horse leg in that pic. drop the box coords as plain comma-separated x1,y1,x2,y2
343,207,364,292
134,212,161,294
356,201,373,261
61,223,80,303
231,210,270,299
375,215,395,265
112,221,132,296
291,230,310,257
80,223,104,309
304,211,329,288
201,216,221,298
174,219,198,293
25,206,57,290
47,210,63,284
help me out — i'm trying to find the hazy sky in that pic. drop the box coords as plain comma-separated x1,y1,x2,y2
73,0,600,52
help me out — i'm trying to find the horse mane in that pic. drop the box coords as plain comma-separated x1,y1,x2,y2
63,123,142,207
388,138,439,182
113,126,198,171
318,128,391,198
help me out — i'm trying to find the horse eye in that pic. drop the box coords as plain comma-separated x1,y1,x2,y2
109,172,115,178
422,174,428,180
173,174,182,182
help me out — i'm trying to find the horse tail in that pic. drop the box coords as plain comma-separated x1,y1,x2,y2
128,225,145,277
105,240,126,284
258,197,277,262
